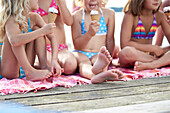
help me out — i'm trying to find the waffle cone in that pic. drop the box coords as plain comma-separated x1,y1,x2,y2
91,15,99,21
48,13,57,23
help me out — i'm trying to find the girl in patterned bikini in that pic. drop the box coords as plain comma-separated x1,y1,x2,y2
119,0,170,70
33,0,77,75
71,0,124,83
0,0,62,81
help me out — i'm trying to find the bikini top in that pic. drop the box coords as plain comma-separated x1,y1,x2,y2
22,18,33,33
131,14,157,39
81,8,107,36
32,0,60,17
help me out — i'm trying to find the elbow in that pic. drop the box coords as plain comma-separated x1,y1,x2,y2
9,37,20,47
65,21,73,26
64,18,73,26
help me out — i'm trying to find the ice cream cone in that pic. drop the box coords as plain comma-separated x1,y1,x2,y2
75,0,83,7
163,6,170,19
48,13,57,23
102,0,109,5
90,10,99,21
48,7,58,23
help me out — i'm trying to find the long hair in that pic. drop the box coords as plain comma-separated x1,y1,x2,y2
0,0,30,41
123,0,161,16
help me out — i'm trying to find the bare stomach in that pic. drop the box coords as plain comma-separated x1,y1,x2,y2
75,35,106,52
131,38,152,44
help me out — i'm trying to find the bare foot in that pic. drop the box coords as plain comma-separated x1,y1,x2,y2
92,46,112,75
26,69,53,81
91,69,120,84
134,61,154,71
111,69,124,79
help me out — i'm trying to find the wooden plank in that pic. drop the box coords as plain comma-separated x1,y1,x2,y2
72,100,170,113
2,82,170,111
1,76,170,100
33,91,170,111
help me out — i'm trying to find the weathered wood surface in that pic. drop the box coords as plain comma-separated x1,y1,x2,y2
1,76,170,112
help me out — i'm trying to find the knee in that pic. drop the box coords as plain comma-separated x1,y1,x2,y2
63,58,77,75
119,46,137,61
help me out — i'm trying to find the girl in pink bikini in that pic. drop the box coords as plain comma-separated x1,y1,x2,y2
33,0,77,75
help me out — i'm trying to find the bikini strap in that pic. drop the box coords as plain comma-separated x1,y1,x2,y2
82,9,85,20
27,17,31,29
99,8,103,16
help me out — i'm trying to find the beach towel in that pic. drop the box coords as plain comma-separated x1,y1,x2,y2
0,59,170,95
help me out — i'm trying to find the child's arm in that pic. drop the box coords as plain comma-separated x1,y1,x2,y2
72,12,100,49
120,13,164,57
34,13,62,76
159,12,170,44
56,0,73,26
5,16,54,47
106,9,115,57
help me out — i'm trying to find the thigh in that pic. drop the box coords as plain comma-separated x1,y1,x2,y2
73,51,91,66
1,38,20,78
25,41,36,66
58,49,77,67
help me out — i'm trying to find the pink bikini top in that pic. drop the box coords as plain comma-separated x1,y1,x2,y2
33,0,60,17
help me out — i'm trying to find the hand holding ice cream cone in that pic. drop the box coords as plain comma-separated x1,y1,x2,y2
90,10,99,21
48,7,58,23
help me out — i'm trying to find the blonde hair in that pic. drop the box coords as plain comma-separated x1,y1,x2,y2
0,0,30,41
123,0,161,16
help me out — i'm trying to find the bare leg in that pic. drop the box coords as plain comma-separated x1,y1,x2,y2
33,26,48,69
91,69,121,84
92,46,112,74
119,46,157,68
58,49,77,74
74,47,124,83
1,38,52,81
25,41,36,66
134,50,170,71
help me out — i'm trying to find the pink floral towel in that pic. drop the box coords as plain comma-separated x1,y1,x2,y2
0,59,170,95
0,74,91,95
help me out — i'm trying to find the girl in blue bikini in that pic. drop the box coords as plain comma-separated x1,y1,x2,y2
119,0,170,70
0,0,62,81
71,0,124,83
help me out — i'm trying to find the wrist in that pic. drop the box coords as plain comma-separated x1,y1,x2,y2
39,27,45,37
86,31,94,38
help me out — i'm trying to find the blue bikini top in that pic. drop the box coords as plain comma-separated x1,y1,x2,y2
22,17,33,33
81,8,107,36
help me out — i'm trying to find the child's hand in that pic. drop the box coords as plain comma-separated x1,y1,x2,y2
42,23,56,35
51,60,64,76
87,21,100,37
153,45,164,57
